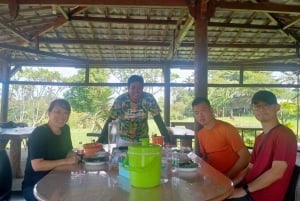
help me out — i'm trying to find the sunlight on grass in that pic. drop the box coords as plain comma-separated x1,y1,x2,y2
70,116,299,147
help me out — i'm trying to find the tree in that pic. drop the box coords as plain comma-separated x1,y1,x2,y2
109,68,164,96
64,68,112,130
9,68,66,126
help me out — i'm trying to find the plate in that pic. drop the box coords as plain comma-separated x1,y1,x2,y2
176,167,198,172
83,153,108,165
84,161,106,166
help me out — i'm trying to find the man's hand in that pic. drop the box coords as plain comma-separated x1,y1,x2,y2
228,187,247,199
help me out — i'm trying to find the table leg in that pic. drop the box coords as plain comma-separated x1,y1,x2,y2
180,139,192,148
10,139,23,178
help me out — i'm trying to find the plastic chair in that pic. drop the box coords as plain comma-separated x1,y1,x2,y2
284,164,300,201
0,149,13,200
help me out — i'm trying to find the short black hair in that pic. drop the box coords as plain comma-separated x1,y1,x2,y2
192,96,211,107
127,75,144,87
48,99,71,113
251,90,278,105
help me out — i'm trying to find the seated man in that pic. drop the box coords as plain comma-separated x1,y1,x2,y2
192,96,250,179
227,90,297,201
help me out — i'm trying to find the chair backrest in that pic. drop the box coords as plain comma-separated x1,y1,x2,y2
284,164,300,201
0,149,13,200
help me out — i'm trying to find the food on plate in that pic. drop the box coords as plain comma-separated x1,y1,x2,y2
83,142,102,156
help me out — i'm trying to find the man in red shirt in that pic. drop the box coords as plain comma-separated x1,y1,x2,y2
227,90,297,201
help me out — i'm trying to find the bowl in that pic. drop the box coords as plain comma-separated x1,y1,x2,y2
83,142,102,157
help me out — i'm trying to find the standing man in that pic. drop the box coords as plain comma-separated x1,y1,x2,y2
192,96,250,179
227,90,297,201
97,75,172,146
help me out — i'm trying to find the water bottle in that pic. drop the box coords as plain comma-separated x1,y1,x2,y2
172,150,180,168
108,119,118,153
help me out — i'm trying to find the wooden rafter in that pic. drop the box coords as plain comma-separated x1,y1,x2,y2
37,37,295,49
31,6,88,39
166,15,194,60
0,0,189,7
0,21,30,43
0,43,87,63
216,1,300,14
71,16,178,25
8,0,18,18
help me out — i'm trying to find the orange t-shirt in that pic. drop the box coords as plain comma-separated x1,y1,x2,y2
197,120,245,174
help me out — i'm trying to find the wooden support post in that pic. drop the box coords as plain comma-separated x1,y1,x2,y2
0,62,10,122
163,63,171,126
188,0,215,155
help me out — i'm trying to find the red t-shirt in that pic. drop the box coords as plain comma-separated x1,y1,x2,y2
197,120,246,174
245,125,297,201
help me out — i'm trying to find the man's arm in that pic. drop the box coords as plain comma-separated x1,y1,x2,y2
229,161,287,198
97,117,114,144
232,163,251,186
246,161,287,191
226,147,250,178
153,114,174,144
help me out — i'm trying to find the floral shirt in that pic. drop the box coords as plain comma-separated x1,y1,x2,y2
110,92,161,141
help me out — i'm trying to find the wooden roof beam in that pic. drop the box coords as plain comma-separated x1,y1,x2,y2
166,15,194,60
39,38,170,46
71,16,178,25
0,43,87,63
6,5,51,15
0,21,30,43
250,0,298,43
0,0,189,7
38,37,296,49
209,22,279,30
216,1,300,14
2,1,300,13
231,54,299,64
56,6,69,20
71,16,280,30
31,6,88,39
8,0,18,18
8,59,300,72
283,16,300,30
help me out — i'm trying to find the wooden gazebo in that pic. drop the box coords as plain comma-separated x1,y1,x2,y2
0,0,300,125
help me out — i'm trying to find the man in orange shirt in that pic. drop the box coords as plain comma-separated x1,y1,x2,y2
192,96,250,179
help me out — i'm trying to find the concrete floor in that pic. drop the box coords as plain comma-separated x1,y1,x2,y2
9,148,300,201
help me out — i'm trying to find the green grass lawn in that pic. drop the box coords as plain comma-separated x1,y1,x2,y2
70,116,299,148
70,121,162,148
